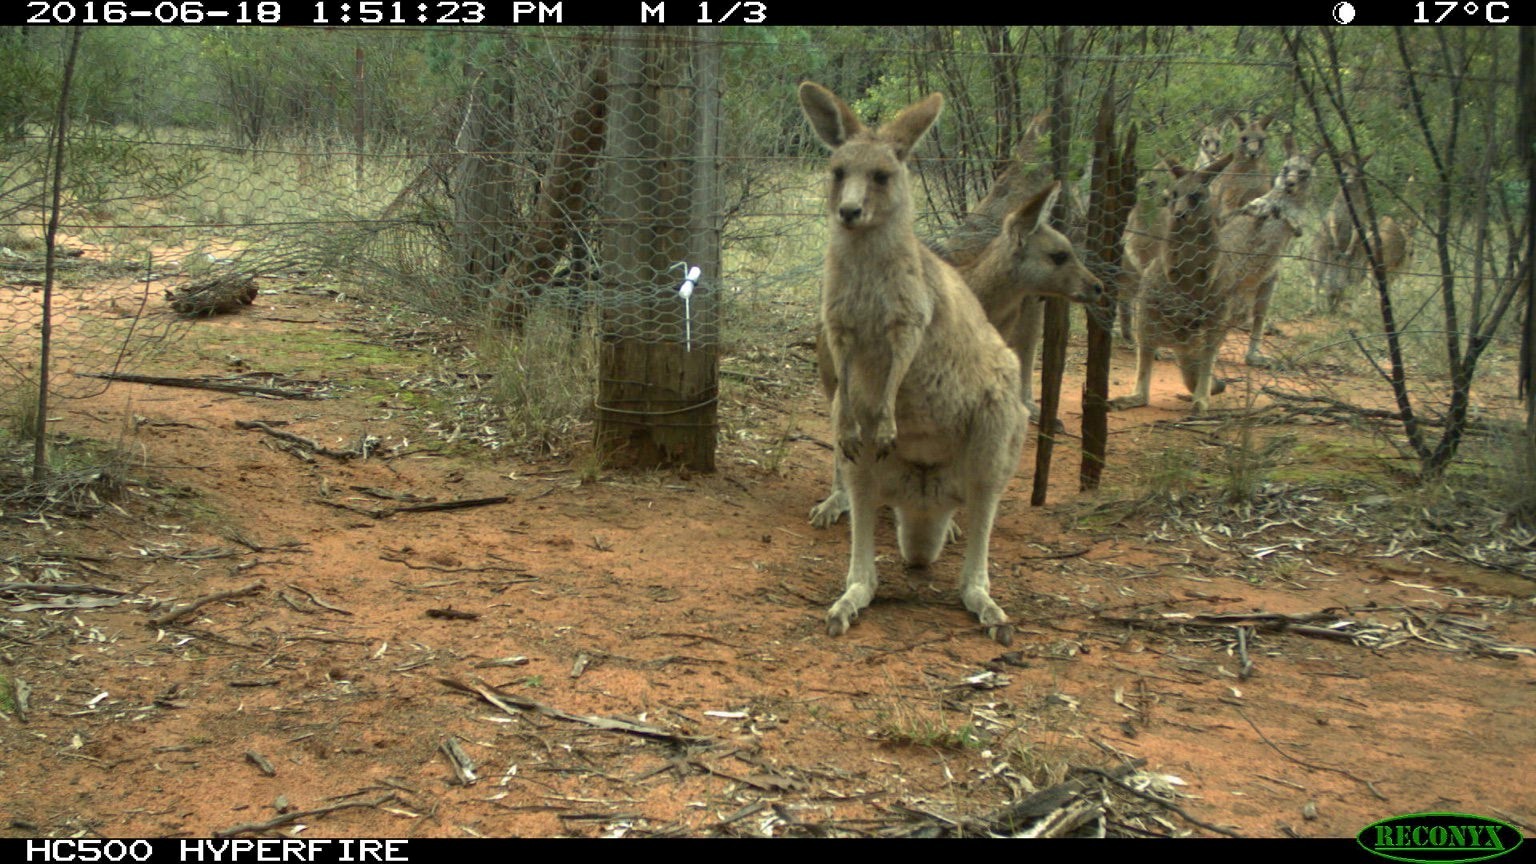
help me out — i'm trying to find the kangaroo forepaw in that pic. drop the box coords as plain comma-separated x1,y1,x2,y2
837,433,862,464
986,623,1016,646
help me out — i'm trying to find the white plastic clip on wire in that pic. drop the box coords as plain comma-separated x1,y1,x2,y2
677,264,701,351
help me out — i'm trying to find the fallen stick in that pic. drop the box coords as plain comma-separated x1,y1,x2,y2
148,582,265,628
77,372,318,399
439,677,707,746
285,584,353,615
1236,707,1388,801
0,582,130,596
1099,610,1380,648
236,420,366,460
324,496,512,520
214,793,398,837
390,495,509,515
1073,766,1245,838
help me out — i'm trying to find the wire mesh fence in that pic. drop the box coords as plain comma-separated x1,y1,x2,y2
0,26,1529,503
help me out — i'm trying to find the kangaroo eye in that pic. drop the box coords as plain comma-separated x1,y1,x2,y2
1188,193,1202,205
1050,252,1070,266
832,167,845,182
872,171,891,186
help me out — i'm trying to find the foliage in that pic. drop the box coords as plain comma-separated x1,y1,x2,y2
0,25,1526,491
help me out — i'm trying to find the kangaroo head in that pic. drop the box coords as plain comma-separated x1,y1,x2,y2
799,81,941,232
1231,113,1275,161
1274,134,1317,197
1337,152,1371,192
1163,153,1232,226
1196,124,1225,165
999,181,1104,305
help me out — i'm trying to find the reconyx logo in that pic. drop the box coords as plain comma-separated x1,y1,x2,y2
1358,813,1524,864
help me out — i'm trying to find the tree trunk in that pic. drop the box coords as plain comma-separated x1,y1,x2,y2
496,38,610,333
451,38,521,318
1032,27,1074,506
595,27,721,472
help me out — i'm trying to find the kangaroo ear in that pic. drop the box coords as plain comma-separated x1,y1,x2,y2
1012,180,1062,237
799,81,864,150
881,92,944,162
1258,113,1276,129
1230,114,1246,130
1307,146,1324,164
1283,133,1296,156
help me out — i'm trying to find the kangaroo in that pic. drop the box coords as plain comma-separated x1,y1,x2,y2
1314,152,1371,312
1119,169,1165,343
972,183,1104,424
1211,114,1276,219
809,180,1103,530
1121,125,1224,343
1216,134,1320,367
1361,214,1414,280
1343,208,1414,294
798,81,1026,641
1111,153,1234,414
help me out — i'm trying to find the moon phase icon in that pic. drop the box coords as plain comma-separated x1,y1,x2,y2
1332,1,1356,23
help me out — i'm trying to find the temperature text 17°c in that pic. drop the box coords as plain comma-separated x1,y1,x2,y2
638,1,767,23
1413,0,1511,22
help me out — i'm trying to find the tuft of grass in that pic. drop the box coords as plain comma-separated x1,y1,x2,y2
1000,737,1073,791
1140,446,1202,505
1442,419,1536,531
871,684,985,752
573,446,603,485
472,314,597,457
2,386,41,442
1217,427,1294,505
0,227,42,253
762,412,799,477
874,708,984,751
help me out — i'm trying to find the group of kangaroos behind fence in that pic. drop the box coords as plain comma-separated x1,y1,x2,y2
794,83,1416,640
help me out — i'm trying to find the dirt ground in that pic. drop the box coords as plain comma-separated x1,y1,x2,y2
1,280,1533,839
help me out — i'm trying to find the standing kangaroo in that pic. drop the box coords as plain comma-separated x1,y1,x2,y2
1327,159,1419,305
809,180,1102,530
799,81,1026,641
1314,152,1370,312
1216,134,1319,367
1210,114,1276,218
1111,153,1234,414
1121,124,1226,343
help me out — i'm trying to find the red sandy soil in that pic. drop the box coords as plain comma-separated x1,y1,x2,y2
1,283,1532,839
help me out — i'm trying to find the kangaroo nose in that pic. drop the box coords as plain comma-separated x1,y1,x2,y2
838,205,862,225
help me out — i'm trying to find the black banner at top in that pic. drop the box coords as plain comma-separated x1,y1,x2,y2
9,0,1529,26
